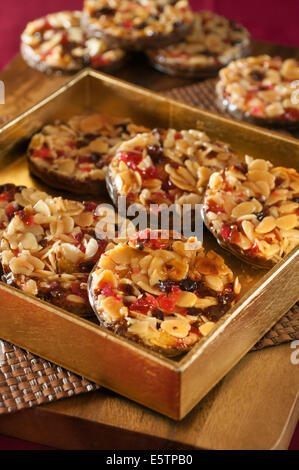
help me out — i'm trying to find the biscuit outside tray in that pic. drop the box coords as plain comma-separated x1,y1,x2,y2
0,80,298,416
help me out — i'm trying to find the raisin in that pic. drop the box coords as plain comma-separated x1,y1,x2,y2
196,284,216,298
206,150,218,159
135,21,147,30
147,145,165,164
120,283,135,296
135,241,145,250
179,279,198,292
256,209,269,221
94,7,115,18
157,279,177,293
234,162,248,174
250,70,265,81
219,292,235,306
0,184,15,194
152,308,164,321
204,304,228,322
90,152,103,163
48,282,64,300
186,307,203,316
76,139,88,149
114,122,130,134
78,261,94,273
82,54,91,67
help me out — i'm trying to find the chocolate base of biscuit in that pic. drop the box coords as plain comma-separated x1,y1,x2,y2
81,14,193,51
28,156,108,197
146,45,250,79
1,272,93,316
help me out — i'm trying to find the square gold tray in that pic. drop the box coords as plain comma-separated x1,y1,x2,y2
0,69,298,420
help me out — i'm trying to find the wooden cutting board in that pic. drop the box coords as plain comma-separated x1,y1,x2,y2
0,343,297,450
0,40,298,450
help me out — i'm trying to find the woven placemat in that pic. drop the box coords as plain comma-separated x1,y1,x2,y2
164,78,221,114
0,80,298,416
164,79,299,139
0,339,99,414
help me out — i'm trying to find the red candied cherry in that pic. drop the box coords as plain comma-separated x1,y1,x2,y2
248,241,260,254
123,20,133,28
100,282,115,298
140,166,159,180
83,201,98,213
129,295,159,314
91,55,109,67
207,201,226,214
5,204,18,221
250,106,264,117
221,224,240,244
283,108,299,122
157,286,181,313
118,151,143,170
16,209,35,226
33,146,52,159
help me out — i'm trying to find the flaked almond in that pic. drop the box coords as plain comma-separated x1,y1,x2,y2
232,201,256,218
94,269,117,289
248,170,275,189
241,220,255,241
233,276,241,295
9,256,34,276
248,159,269,172
255,216,276,234
101,296,127,322
276,214,298,230
194,297,218,309
176,291,198,308
161,319,191,339
85,237,99,259
199,321,215,336
204,275,224,292
60,243,83,264
278,202,298,214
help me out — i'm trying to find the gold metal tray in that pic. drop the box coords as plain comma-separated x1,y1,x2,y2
0,69,298,420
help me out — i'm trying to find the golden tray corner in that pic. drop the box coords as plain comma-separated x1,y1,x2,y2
0,69,298,420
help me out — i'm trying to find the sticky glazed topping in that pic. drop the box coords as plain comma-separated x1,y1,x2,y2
216,55,299,121
28,113,149,184
147,11,250,69
83,0,194,38
0,185,48,233
203,157,299,265
21,11,126,71
0,193,111,314
90,229,241,356
108,128,241,210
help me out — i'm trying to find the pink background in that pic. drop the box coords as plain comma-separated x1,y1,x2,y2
0,0,298,450
0,0,298,70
